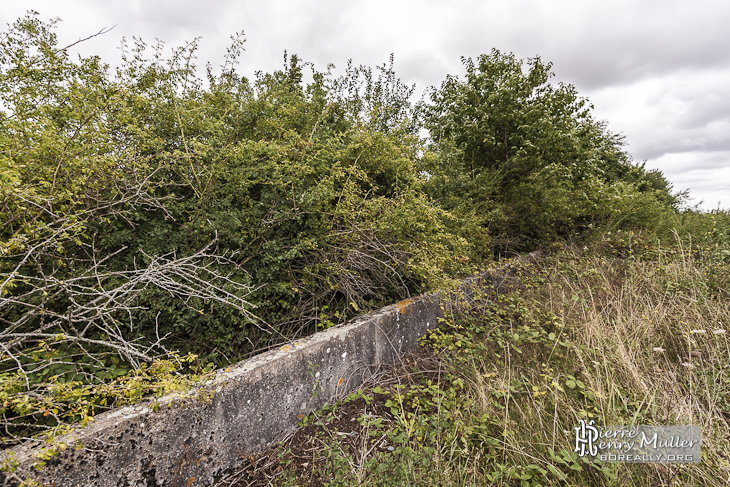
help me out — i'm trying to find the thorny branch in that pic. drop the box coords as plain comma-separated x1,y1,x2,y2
291,217,414,329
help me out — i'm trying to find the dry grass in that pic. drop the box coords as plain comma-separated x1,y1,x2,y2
455,236,730,486
217,230,730,486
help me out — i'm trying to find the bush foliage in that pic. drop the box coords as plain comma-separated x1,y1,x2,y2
0,12,703,448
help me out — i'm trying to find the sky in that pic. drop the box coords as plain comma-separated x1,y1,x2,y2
2,1,728,210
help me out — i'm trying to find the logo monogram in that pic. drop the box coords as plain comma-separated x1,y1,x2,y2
574,419,599,457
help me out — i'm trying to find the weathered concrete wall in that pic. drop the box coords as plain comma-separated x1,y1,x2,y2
2,271,502,486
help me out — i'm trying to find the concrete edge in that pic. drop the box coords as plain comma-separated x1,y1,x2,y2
0,258,534,487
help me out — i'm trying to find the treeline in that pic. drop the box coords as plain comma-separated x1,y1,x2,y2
0,13,681,443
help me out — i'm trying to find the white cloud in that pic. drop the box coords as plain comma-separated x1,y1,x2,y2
650,151,730,210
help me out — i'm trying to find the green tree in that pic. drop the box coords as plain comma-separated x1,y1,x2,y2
0,13,258,443
422,49,676,250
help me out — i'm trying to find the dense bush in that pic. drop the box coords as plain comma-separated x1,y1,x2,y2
0,13,473,444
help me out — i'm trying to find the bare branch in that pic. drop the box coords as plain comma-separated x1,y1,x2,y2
56,26,116,53
1,237,262,371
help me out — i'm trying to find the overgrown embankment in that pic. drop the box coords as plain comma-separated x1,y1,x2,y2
0,10,706,455
228,227,730,486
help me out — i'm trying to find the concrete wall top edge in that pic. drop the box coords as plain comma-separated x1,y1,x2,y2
0,260,531,486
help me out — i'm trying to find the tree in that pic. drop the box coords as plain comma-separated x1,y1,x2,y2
422,49,676,250
0,13,261,443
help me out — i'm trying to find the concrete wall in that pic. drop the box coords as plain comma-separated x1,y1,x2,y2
0,271,499,487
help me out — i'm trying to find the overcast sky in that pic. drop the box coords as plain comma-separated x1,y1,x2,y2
3,1,728,210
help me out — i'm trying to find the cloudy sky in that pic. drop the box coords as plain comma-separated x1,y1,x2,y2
3,1,728,210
